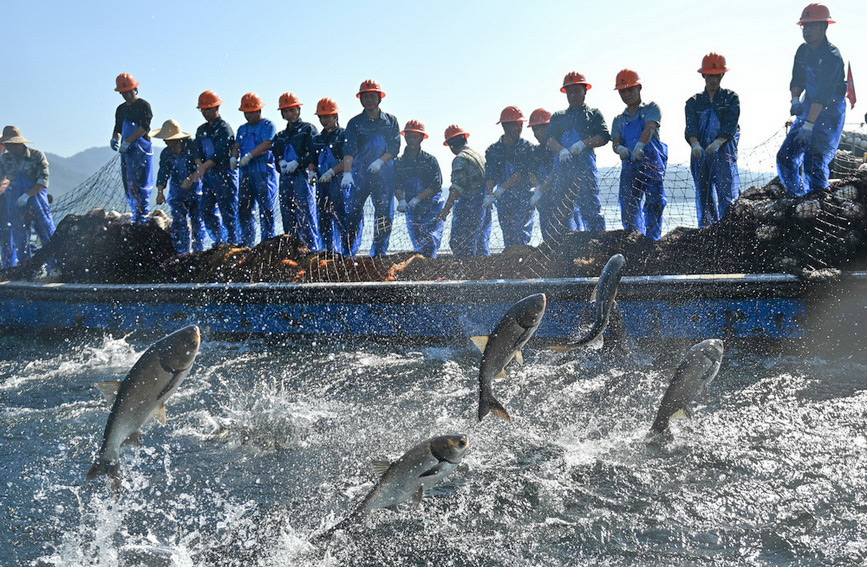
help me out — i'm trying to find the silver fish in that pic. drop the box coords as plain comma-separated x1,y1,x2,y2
88,325,201,480
560,254,625,350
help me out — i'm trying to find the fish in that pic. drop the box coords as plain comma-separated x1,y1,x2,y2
649,338,724,435
471,293,547,421
557,254,625,351
87,325,201,480
316,434,470,540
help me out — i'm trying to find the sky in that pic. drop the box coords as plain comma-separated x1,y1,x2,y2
3,0,866,172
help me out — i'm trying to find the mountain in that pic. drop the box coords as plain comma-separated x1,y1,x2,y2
44,147,116,199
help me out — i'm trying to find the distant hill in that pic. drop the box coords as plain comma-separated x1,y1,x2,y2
44,147,116,199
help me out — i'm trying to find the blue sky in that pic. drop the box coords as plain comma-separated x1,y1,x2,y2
3,0,865,171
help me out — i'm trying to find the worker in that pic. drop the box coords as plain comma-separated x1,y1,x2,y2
543,72,611,243
437,125,490,257
191,90,240,246
777,3,847,197
272,93,321,250
234,92,278,247
394,120,444,258
152,120,206,254
611,69,668,240
111,73,154,224
341,79,400,257
311,98,349,255
685,53,741,227
484,106,535,247
0,126,55,268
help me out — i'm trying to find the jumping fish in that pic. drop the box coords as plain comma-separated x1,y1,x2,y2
558,254,625,350
472,293,547,421
87,325,201,480
650,338,724,435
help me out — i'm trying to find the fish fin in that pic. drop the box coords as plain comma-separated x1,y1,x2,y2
123,431,143,447
587,333,605,350
86,460,119,481
548,345,574,352
370,460,391,477
514,350,524,366
410,487,424,508
496,368,508,379
156,403,168,425
590,284,599,302
470,336,489,353
479,395,511,421
385,505,401,512
670,408,691,420
93,381,122,405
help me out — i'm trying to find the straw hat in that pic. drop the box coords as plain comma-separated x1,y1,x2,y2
0,126,32,144
148,119,191,140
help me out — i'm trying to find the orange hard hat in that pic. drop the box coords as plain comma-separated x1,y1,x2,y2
357,79,386,99
278,92,303,109
798,3,834,24
239,92,265,112
443,124,469,146
528,108,552,127
698,53,729,75
497,106,526,125
401,119,428,139
560,72,592,92
614,69,641,90
115,73,140,93
197,90,223,109
314,97,340,116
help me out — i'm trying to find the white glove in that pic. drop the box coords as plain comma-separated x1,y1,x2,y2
570,140,586,155
706,139,723,154
492,185,506,199
16,193,29,207
615,145,630,160
319,168,335,183
529,189,543,207
229,156,239,169
397,199,408,213
307,170,317,183
239,153,253,167
483,194,497,208
280,159,299,174
558,148,571,163
631,141,645,161
119,141,131,153
691,142,703,159
341,172,355,188
407,197,420,210
368,158,384,174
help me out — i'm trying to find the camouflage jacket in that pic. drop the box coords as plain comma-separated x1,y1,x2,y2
450,147,485,196
0,147,50,187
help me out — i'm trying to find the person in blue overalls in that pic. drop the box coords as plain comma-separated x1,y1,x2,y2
311,98,350,255
233,93,278,247
685,53,741,227
611,69,668,240
190,90,240,246
543,72,611,244
484,106,536,247
151,120,205,255
0,126,55,268
341,79,400,257
111,73,154,224
272,93,321,250
777,2,847,197
394,120,444,258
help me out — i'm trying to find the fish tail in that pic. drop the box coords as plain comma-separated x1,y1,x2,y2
479,394,511,422
86,460,119,481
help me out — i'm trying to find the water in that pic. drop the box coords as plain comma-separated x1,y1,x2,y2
1,331,866,566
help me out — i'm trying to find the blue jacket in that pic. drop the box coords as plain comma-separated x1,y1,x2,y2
684,88,740,141
272,120,319,168
343,110,400,159
484,137,535,185
395,149,442,195
547,105,611,145
611,102,663,142
156,139,199,189
195,117,235,168
791,38,846,107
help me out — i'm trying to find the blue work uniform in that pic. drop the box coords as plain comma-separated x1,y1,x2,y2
685,88,741,227
272,119,321,250
777,37,847,196
312,127,350,255
113,98,155,223
237,119,278,247
156,139,206,254
531,141,585,234
448,147,490,257
0,147,55,268
343,109,401,256
612,102,668,240
485,137,535,247
195,117,240,245
394,149,444,258
545,106,610,242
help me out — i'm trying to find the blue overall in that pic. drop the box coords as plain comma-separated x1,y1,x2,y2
450,188,491,257
279,143,321,250
619,114,668,240
237,121,278,247
690,107,740,227
3,171,55,268
120,119,154,224
317,146,350,255
199,133,240,246
545,129,605,243
492,158,534,247
402,177,445,258
347,132,395,257
164,152,205,254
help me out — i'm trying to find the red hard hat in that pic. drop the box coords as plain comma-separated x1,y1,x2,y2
239,92,265,112
443,124,469,146
197,90,223,109
528,108,552,127
561,72,592,92
798,3,834,25
401,119,428,139
698,53,729,75
357,79,386,99
497,106,526,125
614,69,641,90
115,73,140,93
314,98,340,116
278,92,302,110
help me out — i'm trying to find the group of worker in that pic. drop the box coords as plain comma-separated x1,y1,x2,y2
0,3,849,266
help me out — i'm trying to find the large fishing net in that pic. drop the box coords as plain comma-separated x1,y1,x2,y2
11,124,867,284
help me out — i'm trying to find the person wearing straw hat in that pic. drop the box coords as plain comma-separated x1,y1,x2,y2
151,120,206,254
311,98,349,255
111,73,155,224
685,53,741,227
